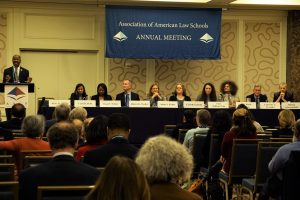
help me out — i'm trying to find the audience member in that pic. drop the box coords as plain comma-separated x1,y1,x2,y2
147,83,163,107
272,109,295,138
136,135,202,200
70,83,88,106
71,118,85,146
19,122,100,200
45,103,71,133
221,108,256,173
246,85,268,108
85,156,150,200
116,79,140,107
169,83,191,108
273,82,294,102
69,107,88,122
203,110,232,167
196,82,217,106
91,83,112,106
0,115,50,174
83,113,138,167
171,109,196,140
237,104,264,132
76,115,108,161
183,109,211,152
218,80,240,107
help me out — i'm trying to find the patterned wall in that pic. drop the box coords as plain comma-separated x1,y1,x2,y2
287,11,300,102
0,13,7,105
244,22,280,102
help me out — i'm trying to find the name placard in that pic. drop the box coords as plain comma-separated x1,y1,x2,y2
157,101,178,108
100,100,121,108
281,102,300,109
49,100,71,107
236,102,256,109
260,102,280,109
129,100,150,108
74,100,96,107
208,101,229,109
183,101,205,108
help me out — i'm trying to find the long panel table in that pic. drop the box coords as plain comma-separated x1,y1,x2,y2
41,107,300,145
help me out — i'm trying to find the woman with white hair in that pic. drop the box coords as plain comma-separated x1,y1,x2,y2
135,135,202,200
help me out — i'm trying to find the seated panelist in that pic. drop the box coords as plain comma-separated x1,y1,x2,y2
147,83,163,107
169,83,191,108
116,79,140,107
273,82,294,103
70,83,88,106
91,83,112,106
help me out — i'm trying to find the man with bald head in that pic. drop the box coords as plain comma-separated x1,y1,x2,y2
116,79,140,107
273,82,294,103
2,54,31,83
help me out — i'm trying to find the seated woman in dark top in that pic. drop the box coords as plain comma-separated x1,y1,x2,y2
70,83,88,106
91,83,112,106
196,82,217,106
169,83,191,108
272,109,295,138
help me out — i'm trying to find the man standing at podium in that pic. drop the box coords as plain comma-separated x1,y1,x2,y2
2,54,32,83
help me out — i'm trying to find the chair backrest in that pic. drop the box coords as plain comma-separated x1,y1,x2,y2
163,125,176,136
23,155,53,168
0,155,14,163
37,185,94,200
192,133,207,173
254,142,288,189
19,150,52,170
269,137,292,143
228,139,261,184
0,181,19,200
178,129,189,144
0,164,15,181
208,134,221,167
256,133,272,140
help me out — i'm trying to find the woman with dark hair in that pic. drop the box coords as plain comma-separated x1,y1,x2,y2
147,83,163,107
76,115,108,161
218,80,240,107
196,82,217,106
70,83,88,106
91,83,112,106
169,83,191,108
221,108,257,173
85,156,150,200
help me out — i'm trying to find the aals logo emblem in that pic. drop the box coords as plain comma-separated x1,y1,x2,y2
200,33,214,43
7,87,26,101
113,31,128,42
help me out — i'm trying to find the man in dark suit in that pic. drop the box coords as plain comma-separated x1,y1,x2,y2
116,79,140,107
18,121,100,200
273,82,294,103
2,54,32,83
246,85,268,108
83,113,138,167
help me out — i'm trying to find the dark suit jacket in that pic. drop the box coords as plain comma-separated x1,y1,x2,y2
116,92,140,107
246,93,268,102
70,92,88,106
91,94,113,106
19,155,100,200
2,66,29,83
83,137,138,167
273,91,294,102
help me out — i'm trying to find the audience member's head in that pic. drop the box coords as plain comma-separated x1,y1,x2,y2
47,122,78,152
71,119,84,139
278,109,295,129
136,135,193,184
183,109,195,124
21,115,45,138
82,117,94,140
211,110,232,134
69,107,87,121
196,109,211,127
293,119,300,142
11,103,26,119
85,156,150,200
85,115,108,144
54,103,71,122
236,103,256,121
232,108,256,135
107,113,130,139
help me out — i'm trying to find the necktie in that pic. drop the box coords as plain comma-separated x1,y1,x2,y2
125,93,129,107
256,96,260,109
14,67,19,82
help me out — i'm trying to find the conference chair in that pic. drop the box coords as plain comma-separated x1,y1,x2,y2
37,185,94,200
192,132,207,176
0,155,13,163
178,128,189,144
163,124,176,137
256,132,272,140
242,142,288,200
219,139,261,200
19,150,52,170
23,155,53,168
0,163,15,181
269,137,292,143
0,181,19,200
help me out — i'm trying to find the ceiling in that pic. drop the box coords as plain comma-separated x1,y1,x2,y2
3,0,300,10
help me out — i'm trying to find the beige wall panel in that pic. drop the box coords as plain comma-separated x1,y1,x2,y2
155,21,238,100
24,14,95,40
244,22,280,101
108,58,147,100
0,13,7,106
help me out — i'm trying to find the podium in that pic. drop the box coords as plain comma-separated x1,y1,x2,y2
0,83,35,120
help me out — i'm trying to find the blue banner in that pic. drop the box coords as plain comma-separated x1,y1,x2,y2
106,6,221,60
